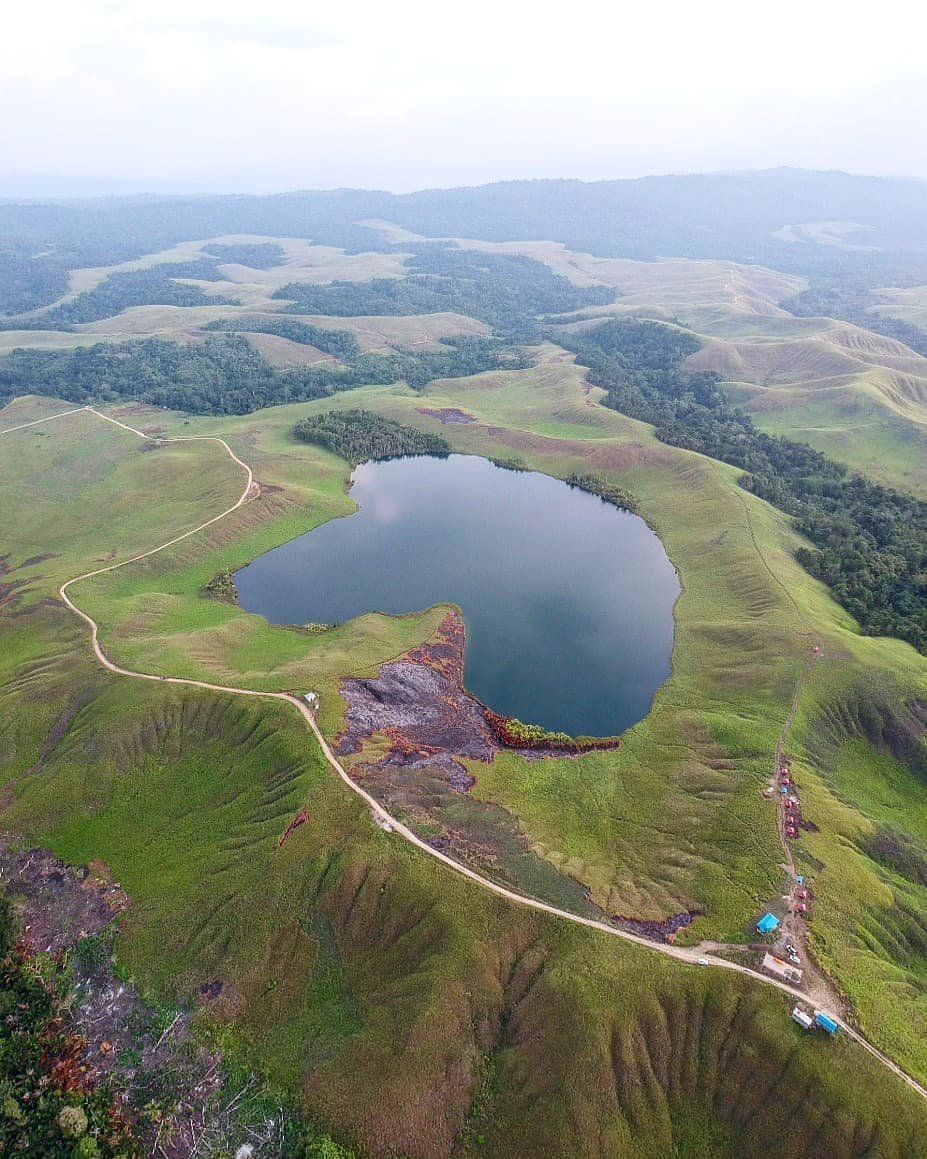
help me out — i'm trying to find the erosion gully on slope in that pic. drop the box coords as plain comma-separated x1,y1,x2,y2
1,400,924,1104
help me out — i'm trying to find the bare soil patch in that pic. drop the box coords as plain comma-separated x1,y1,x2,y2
416,407,477,425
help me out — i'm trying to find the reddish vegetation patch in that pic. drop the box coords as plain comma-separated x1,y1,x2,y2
279,808,311,846
336,611,592,793
483,708,620,754
417,406,477,424
611,910,702,944
0,841,226,1157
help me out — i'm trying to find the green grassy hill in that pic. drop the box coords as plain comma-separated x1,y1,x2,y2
3,171,927,1153
2,373,927,1153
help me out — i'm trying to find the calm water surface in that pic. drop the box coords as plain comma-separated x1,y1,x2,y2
236,455,679,736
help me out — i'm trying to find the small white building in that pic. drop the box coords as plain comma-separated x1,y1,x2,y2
792,1006,814,1030
304,691,320,710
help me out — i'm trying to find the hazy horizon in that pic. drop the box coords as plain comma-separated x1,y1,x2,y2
3,1,925,196
0,164,924,203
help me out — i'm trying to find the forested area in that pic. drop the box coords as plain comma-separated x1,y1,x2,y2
0,248,71,314
783,285,927,356
4,172,927,317
201,241,287,268
204,318,362,359
15,261,235,328
273,245,614,335
565,473,638,513
294,408,449,465
0,194,392,314
558,318,927,653
0,334,521,414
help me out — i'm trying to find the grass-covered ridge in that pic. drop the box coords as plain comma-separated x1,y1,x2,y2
558,318,927,654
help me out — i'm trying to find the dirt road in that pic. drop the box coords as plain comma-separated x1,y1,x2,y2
3,401,925,1105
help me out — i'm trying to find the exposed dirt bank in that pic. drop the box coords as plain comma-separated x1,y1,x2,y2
336,612,593,791
611,910,702,943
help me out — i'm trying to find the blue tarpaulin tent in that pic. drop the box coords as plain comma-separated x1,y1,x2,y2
757,913,780,935
815,1012,840,1035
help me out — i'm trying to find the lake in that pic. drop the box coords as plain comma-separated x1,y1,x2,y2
236,454,679,737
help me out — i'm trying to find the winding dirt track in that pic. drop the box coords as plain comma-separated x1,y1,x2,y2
3,402,926,1104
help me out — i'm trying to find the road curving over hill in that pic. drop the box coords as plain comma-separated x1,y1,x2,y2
2,398,926,1106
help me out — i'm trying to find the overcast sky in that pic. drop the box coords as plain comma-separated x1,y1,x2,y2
1,0,924,194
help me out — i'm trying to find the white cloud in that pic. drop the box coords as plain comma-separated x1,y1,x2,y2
0,0,924,189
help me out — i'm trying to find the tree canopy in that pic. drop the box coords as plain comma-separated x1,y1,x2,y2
559,318,927,654
294,408,450,466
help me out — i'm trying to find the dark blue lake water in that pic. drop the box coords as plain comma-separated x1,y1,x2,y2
236,454,679,736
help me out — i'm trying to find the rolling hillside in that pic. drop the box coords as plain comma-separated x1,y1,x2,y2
2,172,927,1155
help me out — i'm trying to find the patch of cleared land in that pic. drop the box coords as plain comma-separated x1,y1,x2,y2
772,220,880,250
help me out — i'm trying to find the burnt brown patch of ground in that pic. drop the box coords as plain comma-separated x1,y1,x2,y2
337,612,567,780
417,407,477,424
336,613,609,917
0,839,293,1159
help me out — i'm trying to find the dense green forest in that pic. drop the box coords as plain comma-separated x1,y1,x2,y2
204,317,362,359
273,246,615,335
0,249,71,315
294,408,449,465
783,284,927,355
19,261,234,328
3,172,927,316
0,334,521,414
201,241,287,268
558,318,927,653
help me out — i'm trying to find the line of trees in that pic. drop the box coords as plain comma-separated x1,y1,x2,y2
1,261,234,330
204,317,363,360
558,318,927,654
565,473,638,513
294,408,450,465
0,334,522,415
201,242,287,269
